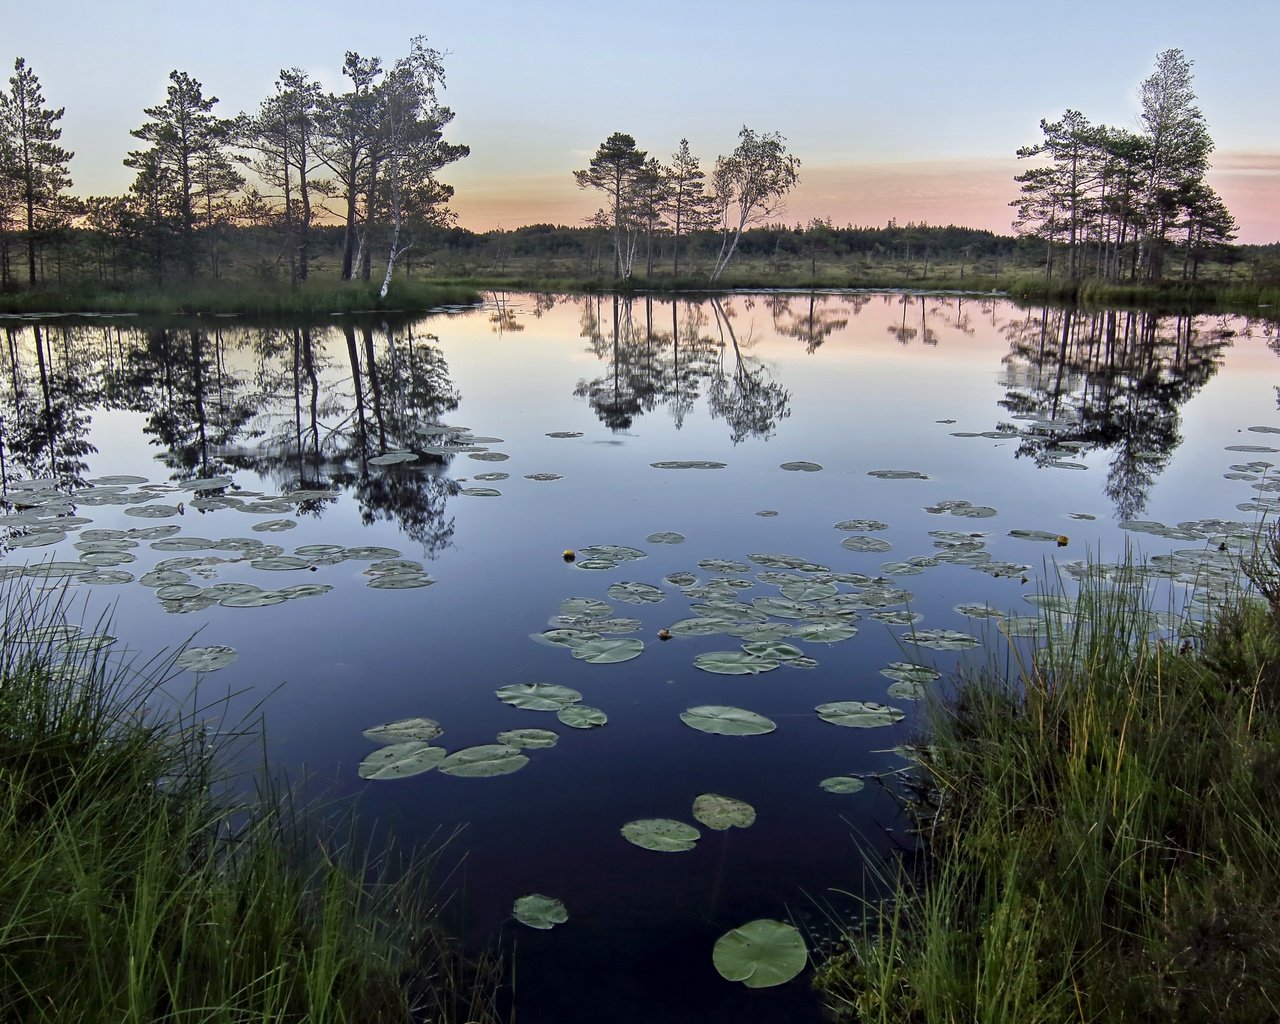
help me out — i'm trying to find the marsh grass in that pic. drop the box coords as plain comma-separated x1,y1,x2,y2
816,537,1280,1023
0,584,504,1024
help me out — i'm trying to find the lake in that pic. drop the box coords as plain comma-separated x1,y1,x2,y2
1,291,1277,1022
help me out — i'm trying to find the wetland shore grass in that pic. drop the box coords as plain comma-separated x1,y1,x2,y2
0,586,503,1024
816,544,1280,1023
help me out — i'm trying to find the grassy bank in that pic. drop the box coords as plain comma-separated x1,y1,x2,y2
0,278,483,317
4,264,1279,319
815,541,1280,1023
0,586,503,1024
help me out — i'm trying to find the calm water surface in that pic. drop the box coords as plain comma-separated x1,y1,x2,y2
2,292,1277,1022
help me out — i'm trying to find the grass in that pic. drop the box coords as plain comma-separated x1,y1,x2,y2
0,278,483,317
814,536,1280,1023
0,583,505,1024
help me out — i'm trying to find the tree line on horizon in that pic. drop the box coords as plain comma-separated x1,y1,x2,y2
0,39,467,293
0,43,1263,294
1011,48,1237,283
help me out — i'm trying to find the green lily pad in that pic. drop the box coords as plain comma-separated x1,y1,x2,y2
646,531,686,544
1008,529,1063,542
363,718,444,744
557,704,607,729
473,472,509,481
496,728,559,749
559,597,613,619
816,701,904,728
887,679,928,700
621,818,700,852
955,603,1003,619
358,742,447,780
546,431,583,438
841,536,892,553
513,894,568,930
250,556,312,571
692,794,756,830
791,621,859,643
496,684,582,711
61,633,118,654
820,776,866,794
251,519,297,533
606,581,666,605
438,744,529,777
712,919,808,988
650,461,726,470
902,628,979,651
531,628,601,649
368,451,419,466
694,651,780,675
149,537,215,551
343,546,402,561
468,452,510,462
460,487,502,496
571,638,644,664
668,617,731,637
780,461,822,472
124,504,182,518
779,581,837,601
175,645,238,673
219,591,287,608
834,519,889,532
880,662,941,684
680,705,776,736
665,572,699,586
367,574,435,589
524,473,563,481
867,469,928,480
756,510,779,517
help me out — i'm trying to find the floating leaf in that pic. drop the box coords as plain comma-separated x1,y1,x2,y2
741,641,806,662
251,519,297,533
867,469,928,480
816,701,905,728
902,628,979,651
460,487,502,496
367,573,435,589
756,510,779,517
496,728,558,749
124,504,181,518
557,704,607,729
650,460,726,470
368,451,419,466
680,705,776,736
343,545,402,560
438,744,529,777
646,531,685,544
712,919,808,988
363,718,444,744
546,431,583,438
839,535,890,552
880,662,941,684
513,894,568,930
250,555,312,571
791,621,858,643
955,603,1003,619
219,591,287,608
621,818,700,852
834,519,889,532
1008,529,1062,542
559,597,614,619
571,638,644,664
699,558,750,573
820,776,866,794
668,617,731,637
524,473,563,481
692,794,756,831
496,684,582,711
358,742,447,780
531,628,600,649
779,581,837,601
175,645,238,673
665,572,699,587
606,581,666,605
474,472,509,481
468,452,510,462
780,461,822,472
693,651,780,675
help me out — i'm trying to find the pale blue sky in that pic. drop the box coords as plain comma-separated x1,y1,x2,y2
7,0,1279,239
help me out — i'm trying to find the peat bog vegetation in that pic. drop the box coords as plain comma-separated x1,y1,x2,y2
1,291,1279,1021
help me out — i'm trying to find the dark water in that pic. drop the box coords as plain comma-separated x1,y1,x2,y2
2,292,1277,1021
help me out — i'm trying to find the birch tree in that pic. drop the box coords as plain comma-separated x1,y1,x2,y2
709,127,800,282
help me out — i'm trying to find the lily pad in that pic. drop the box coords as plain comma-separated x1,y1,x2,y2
557,704,607,729
646,531,686,544
175,645,238,673
820,776,866,794
473,472,509,481
496,683,582,711
546,431,583,438
650,460,726,470
712,919,808,988
902,628,979,651
251,519,297,533
680,705,776,736
1008,529,1062,542
460,488,502,497
621,818,700,852
124,504,182,518
571,638,644,664
363,718,444,744
867,469,928,480
834,519,889,532
606,581,666,605
780,461,822,472
358,742,447,780
468,452,510,462
250,555,312,571
791,621,858,643
367,574,435,589
524,473,563,481
368,451,419,466
692,794,756,831
816,701,905,728
513,894,568,930
741,641,806,662
438,744,529,777
694,651,781,675
496,728,559,749
219,591,287,608
880,662,941,684
841,536,892,553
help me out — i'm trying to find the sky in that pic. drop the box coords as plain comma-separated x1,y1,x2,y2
6,0,1280,242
